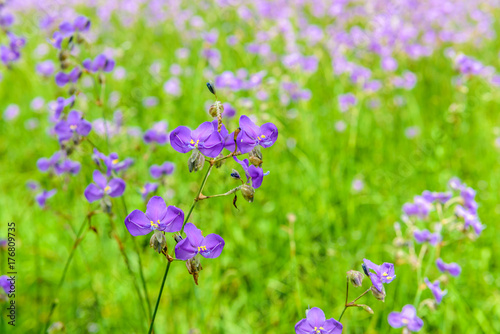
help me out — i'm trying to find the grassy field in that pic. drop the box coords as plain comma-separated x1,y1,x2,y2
0,1,499,333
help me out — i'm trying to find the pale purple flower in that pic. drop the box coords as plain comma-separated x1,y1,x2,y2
30,97,45,111
54,110,92,142
143,96,158,108
124,196,183,236
84,170,126,203
436,258,461,277
150,162,175,179
338,93,357,112
175,223,225,260
163,77,181,96
414,229,441,246
352,179,364,192
93,149,133,176
170,121,224,158
49,96,75,122
140,183,158,201
381,57,398,72
36,60,55,77
222,102,236,118
144,121,168,145
37,152,61,172
55,67,81,87
421,191,452,204
405,126,420,139
403,196,432,219
424,278,447,304
0,276,10,295
83,54,115,73
36,189,56,208
362,259,396,292
388,305,423,332
295,307,343,334
3,104,19,121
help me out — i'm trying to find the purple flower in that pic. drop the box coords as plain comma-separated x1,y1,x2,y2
233,157,269,189
150,162,175,179
0,12,14,28
84,170,126,203
424,278,447,304
448,177,465,191
54,159,81,175
36,60,55,77
362,259,396,292
55,67,81,87
175,223,225,260
436,258,461,277
295,307,343,334
222,102,236,118
3,104,19,121
58,16,90,38
338,93,357,112
403,196,432,219
0,276,10,295
37,152,61,172
234,115,278,154
413,229,441,246
54,110,92,142
124,196,183,236
143,121,168,145
93,149,133,176
388,305,423,332
49,96,75,122
163,77,181,96
140,183,158,201
36,189,56,208
83,54,115,73
170,121,224,158
421,191,452,204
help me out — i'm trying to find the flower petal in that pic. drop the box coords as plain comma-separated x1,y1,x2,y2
92,170,107,189
124,210,151,236
294,319,313,334
387,312,404,328
192,121,215,140
322,318,343,334
107,178,126,197
259,122,278,148
184,222,204,247
76,119,92,136
174,238,197,260
159,205,184,233
169,126,193,153
199,233,225,258
146,196,167,222
239,115,260,138
84,184,103,203
306,307,326,328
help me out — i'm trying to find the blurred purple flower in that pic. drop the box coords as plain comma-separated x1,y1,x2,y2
414,229,441,246
3,104,19,121
54,110,92,142
175,223,225,260
233,157,269,189
144,121,168,145
83,54,115,73
338,93,357,112
150,162,175,179
436,258,461,277
36,189,56,208
0,276,10,295
388,305,423,332
140,183,158,201
93,149,133,176
36,60,55,77
403,196,432,219
424,278,447,304
163,77,181,96
422,190,452,204
55,67,81,87
84,170,126,203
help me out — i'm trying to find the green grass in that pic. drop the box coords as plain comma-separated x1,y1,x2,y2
0,6,499,334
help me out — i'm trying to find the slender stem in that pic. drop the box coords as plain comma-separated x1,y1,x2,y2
148,165,214,332
338,278,349,321
42,214,90,333
198,186,241,200
349,287,371,304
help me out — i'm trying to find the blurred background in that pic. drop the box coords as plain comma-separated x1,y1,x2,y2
0,0,499,333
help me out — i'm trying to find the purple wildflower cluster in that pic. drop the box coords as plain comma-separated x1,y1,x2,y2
0,3,24,67
388,177,484,331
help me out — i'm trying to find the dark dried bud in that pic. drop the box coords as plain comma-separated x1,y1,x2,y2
346,270,364,287
248,147,263,166
60,59,71,70
370,285,386,302
98,73,105,84
59,50,70,61
186,256,203,285
241,184,254,203
206,82,216,95
362,263,370,276
174,234,183,244
230,169,241,180
68,86,77,95
357,304,374,315
188,149,205,173
214,153,225,168
76,34,85,44
150,230,167,253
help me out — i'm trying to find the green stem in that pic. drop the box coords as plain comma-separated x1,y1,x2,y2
42,214,90,334
148,165,214,333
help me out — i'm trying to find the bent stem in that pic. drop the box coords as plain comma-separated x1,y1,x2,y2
198,186,241,200
338,277,372,322
43,213,92,334
148,165,213,334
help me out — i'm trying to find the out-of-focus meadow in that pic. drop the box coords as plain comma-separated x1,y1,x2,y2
0,0,500,333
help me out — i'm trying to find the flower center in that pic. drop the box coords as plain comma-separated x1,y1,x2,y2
150,220,160,229
70,125,77,130
402,319,408,324
197,245,207,252
190,139,200,147
313,327,324,334
383,272,393,280
104,185,110,193
257,134,266,141
112,159,119,164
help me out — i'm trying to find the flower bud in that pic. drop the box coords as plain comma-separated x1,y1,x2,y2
186,256,203,285
60,59,71,70
101,197,112,213
209,101,224,118
150,230,167,253
174,234,183,244
346,270,364,287
188,149,205,173
357,304,374,314
206,82,216,95
248,155,263,167
230,169,241,180
249,146,263,160
214,153,225,168
362,263,369,277
98,73,105,85
240,184,254,203
59,50,70,61
370,285,386,302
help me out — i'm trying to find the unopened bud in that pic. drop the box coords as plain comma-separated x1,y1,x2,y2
357,304,374,314
59,50,70,61
240,184,254,203
150,230,167,253
362,263,370,277
101,197,112,213
230,169,241,180
248,155,263,167
188,149,205,173
370,285,386,302
98,73,105,84
60,59,71,70
206,82,216,95
174,234,183,243
249,146,263,160
214,153,225,168
186,256,203,285
346,270,364,287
